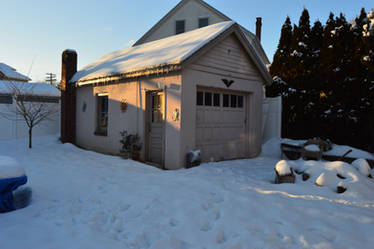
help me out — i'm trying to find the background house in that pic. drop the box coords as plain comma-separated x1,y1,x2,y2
0,63,60,141
0,63,31,82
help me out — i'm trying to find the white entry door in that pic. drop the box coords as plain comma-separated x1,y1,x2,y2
196,88,247,162
146,91,164,166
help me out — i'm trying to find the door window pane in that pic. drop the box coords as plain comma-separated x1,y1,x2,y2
152,95,163,123
213,93,220,107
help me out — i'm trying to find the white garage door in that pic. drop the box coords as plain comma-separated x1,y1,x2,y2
196,88,248,162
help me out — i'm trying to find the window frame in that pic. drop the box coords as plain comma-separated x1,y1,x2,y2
175,20,185,34
95,94,109,136
198,17,209,28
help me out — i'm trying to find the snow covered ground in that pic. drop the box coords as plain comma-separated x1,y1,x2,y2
1,136,374,249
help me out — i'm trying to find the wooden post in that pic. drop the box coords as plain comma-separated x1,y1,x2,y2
60,50,77,144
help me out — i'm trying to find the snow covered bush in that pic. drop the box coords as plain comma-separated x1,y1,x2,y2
351,159,372,178
274,160,295,184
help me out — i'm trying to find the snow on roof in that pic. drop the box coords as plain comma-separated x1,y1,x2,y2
71,21,235,85
0,63,31,82
0,81,60,97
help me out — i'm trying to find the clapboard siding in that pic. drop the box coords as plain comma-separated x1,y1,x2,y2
193,34,262,81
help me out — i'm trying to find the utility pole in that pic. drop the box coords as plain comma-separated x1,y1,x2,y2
45,73,57,86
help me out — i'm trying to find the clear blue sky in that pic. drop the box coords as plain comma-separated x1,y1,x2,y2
1,0,372,82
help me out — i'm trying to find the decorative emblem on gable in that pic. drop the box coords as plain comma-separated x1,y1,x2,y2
222,79,235,88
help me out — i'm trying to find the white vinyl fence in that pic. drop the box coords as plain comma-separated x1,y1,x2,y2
262,96,282,143
0,81,60,141
0,98,60,141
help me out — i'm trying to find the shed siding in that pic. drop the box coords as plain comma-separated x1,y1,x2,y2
75,75,183,169
192,34,263,81
181,34,264,163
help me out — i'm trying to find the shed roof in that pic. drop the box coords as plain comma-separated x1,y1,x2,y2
0,63,31,82
71,21,272,86
71,21,234,85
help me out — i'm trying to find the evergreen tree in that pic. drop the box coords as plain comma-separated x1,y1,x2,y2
269,8,373,151
267,16,293,97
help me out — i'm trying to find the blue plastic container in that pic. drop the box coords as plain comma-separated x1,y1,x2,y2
0,175,27,212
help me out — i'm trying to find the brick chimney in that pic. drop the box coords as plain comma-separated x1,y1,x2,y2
60,49,77,144
256,17,262,42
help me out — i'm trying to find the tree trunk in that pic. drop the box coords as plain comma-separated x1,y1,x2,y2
28,127,32,149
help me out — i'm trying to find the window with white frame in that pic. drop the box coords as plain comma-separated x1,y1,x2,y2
96,94,108,135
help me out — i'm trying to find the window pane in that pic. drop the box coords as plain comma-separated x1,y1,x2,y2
196,91,203,106
231,95,237,108
0,95,12,104
176,20,185,34
199,18,209,28
152,95,163,123
223,94,229,107
238,96,243,108
204,92,212,106
99,96,108,129
213,93,220,107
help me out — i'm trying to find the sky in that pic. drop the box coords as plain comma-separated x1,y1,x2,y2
1,0,372,82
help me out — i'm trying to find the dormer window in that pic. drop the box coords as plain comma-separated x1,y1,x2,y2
198,18,209,28
176,20,185,34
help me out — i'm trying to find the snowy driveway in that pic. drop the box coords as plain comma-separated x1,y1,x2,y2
0,136,373,249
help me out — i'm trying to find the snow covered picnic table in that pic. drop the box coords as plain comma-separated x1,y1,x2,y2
0,156,27,212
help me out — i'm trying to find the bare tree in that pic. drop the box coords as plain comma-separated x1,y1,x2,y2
0,82,59,148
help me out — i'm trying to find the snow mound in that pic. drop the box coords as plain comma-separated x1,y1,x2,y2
351,159,372,177
275,160,292,175
304,144,320,152
315,172,338,187
0,156,25,179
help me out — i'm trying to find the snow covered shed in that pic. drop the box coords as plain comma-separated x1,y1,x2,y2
61,21,272,169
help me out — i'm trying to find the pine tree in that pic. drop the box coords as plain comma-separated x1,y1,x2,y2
267,16,293,97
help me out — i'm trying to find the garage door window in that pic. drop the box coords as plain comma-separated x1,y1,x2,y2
197,91,203,105
223,94,229,107
213,93,220,107
204,92,212,106
198,91,244,109
238,96,243,108
231,95,237,108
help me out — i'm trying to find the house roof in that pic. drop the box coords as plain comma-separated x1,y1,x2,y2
70,21,272,86
0,81,60,97
0,63,31,82
133,0,270,65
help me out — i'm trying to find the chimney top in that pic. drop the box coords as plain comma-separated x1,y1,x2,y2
256,17,262,42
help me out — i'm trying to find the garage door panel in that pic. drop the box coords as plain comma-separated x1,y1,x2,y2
196,89,248,162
